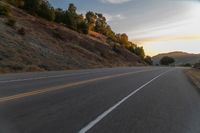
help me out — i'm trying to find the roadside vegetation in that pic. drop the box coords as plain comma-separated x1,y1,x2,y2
185,61,200,89
185,69,200,89
0,2,10,16
0,0,147,73
159,56,175,66
194,62,200,69
4,0,152,64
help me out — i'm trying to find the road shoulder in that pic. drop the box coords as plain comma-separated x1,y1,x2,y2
185,68,200,89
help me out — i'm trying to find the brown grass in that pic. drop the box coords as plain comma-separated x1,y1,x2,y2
185,69,200,89
0,2,143,74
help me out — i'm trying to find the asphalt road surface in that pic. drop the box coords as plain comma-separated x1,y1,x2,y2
0,67,200,133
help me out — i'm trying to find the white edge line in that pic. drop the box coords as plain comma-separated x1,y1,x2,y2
79,68,174,133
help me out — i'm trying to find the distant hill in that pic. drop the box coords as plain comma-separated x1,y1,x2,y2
152,51,200,65
0,2,143,73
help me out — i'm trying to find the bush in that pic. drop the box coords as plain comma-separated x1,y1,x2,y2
0,3,10,16
194,62,200,69
160,56,175,65
6,18,16,27
181,63,192,67
144,56,153,65
24,65,45,72
18,27,25,35
52,29,64,40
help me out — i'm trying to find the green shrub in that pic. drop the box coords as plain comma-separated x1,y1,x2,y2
6,18,16,27
0,3,10,16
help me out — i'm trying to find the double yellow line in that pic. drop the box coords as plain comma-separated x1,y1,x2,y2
0,69,158,103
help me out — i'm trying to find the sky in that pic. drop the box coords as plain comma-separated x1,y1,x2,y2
48,0,200,56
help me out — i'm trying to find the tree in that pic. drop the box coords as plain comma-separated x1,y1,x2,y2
78,20,89,34
54,8,66,23
86,11,97,31
160,56,175,65
68,3,76,14
37,1,55,21
23,0,41,14
134,46,145,60
144,56,153,65
65,3,85,31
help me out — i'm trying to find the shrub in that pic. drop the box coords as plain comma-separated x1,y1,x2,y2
24,65,45,72
6,18,16,27
144,56,153,65
160,56,175,66
194,62,200,69
0,3,10,16
52,29,64,40
18,27,25,35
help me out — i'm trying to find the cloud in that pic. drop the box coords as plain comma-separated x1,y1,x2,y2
104,13,125,22
100,0,131,4
133,34,200,43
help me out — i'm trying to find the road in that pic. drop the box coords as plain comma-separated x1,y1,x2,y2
0,67,200,133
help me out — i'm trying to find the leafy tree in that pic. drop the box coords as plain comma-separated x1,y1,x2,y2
78,19,89,34
95,13,106,33
120,33,128,45
23,0,41,14
144,56,153,65
86,11,96,31
54,8,66,23
160,56,175,65
134,46,145,60
37,1,55,21
65,3,84,31
68,3,76,14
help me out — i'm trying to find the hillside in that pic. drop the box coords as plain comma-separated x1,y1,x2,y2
153,51,200,65
0,2,143,73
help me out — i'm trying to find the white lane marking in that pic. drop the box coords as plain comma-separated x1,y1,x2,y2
0,69,160,103
79,69,174,133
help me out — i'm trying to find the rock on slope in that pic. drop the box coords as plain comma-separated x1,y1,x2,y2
0,3,142,73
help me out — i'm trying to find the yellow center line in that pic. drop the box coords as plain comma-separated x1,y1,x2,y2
0,68,160,103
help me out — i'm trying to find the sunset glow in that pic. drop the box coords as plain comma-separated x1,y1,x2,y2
49,0,200,56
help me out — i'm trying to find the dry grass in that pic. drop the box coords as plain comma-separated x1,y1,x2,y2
185,69,200,89
0,2,142,74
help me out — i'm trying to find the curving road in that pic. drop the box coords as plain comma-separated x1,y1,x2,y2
0,67,200,133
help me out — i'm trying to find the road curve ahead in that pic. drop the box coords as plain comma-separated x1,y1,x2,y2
0,67,200,133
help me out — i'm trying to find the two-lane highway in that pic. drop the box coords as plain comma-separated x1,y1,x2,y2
0,67,200,133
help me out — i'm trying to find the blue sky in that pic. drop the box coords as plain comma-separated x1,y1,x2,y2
49,0,200,56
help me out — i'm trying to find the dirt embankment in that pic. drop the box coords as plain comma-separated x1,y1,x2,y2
0,2,143,73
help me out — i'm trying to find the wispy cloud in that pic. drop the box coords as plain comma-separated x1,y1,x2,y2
104,13,125,21
100,0,131,4
133,34,200,43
